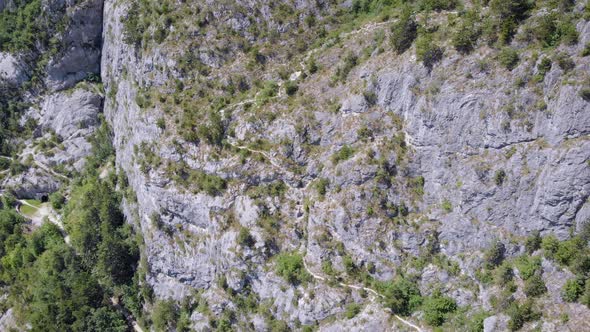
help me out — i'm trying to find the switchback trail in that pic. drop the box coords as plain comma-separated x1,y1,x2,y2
228,140,424,332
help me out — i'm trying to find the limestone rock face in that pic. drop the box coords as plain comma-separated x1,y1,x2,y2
0,53,28,86
2,0,590,330
44,0,103,91
95,0,590,329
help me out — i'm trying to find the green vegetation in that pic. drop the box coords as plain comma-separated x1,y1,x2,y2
507,300,539,331
331,145,355,164
563,277,584,302
345,303,362,319
416,32,443,70
0,0,48,53
422,291,457,326
452,11,481,54
498,48,519,70
237,227,255,248
0,120,147,331
390,7,417,54
484,240,505,268
376,276,422,316
494,169,507,186
275,252,310,285
314,178,330,197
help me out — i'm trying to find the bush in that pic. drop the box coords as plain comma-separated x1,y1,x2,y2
562,278,584,302
523,274,546,297
507,300,539,331
555,53,575,72
416,33,443,70
490,0,532,44
49,192,66,210
422,292,457,326
514,255,541,280
419,0,459,11
275,253,310,285
536,57,552,78
334,52,358,82
542,235,560,258
331,145,355,164
284,81,298,96
377,277,422,316
582,43,590,57
315,178,330,197
494,169,507,186
152,299,179,332
524,231,541,254
345,303,362,319
390,8,418,54
237,227,255,248
453,24,480,54
484,240,505,268
579,88,590,102
498,48,519,71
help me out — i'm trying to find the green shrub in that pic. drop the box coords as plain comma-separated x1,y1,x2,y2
490,0,532,44
422,292,457,326
507,300,539,331
315,178,330,197
514,255,541,280
562,278,584,302
441,199,453,213
523,274,546,297
555,53,575,72
331,145,355,164
416,33,443,69
524,231,541,254
495,262,514,285
581,43,590,57
376,277,422,316
237,227,255,248
275,253,310,285
152,299,179,332
284,81,298,96
494,169,507,186
536,57,552,78
334,52,358,82
419,0,459,11
542,234,560,258
484,240,505,268
498,48,519,71
345,303,362,319
49,192,66,210
122,2,144,46
579,88,590,102
453,22,480,54
390,8,418,54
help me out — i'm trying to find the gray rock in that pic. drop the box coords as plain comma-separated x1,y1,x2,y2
0,52,28,86
340,94,368,114
45,0,103,91
38,88,102,139
484,314,509,332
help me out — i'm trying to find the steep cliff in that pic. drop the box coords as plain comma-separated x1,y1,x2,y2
1,0,590,331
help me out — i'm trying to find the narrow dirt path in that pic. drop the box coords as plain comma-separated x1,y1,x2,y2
228,141,424,332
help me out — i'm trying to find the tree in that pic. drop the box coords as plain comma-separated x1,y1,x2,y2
152,299,179,332
377,277,422,316
562,278,584,302
484,240,505,268
85,307,128,332
423,292,457,326
391,7,418,54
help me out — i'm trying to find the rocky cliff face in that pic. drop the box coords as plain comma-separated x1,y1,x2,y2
2,0,590,330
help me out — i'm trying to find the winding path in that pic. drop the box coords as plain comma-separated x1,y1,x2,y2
228,140,424,332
